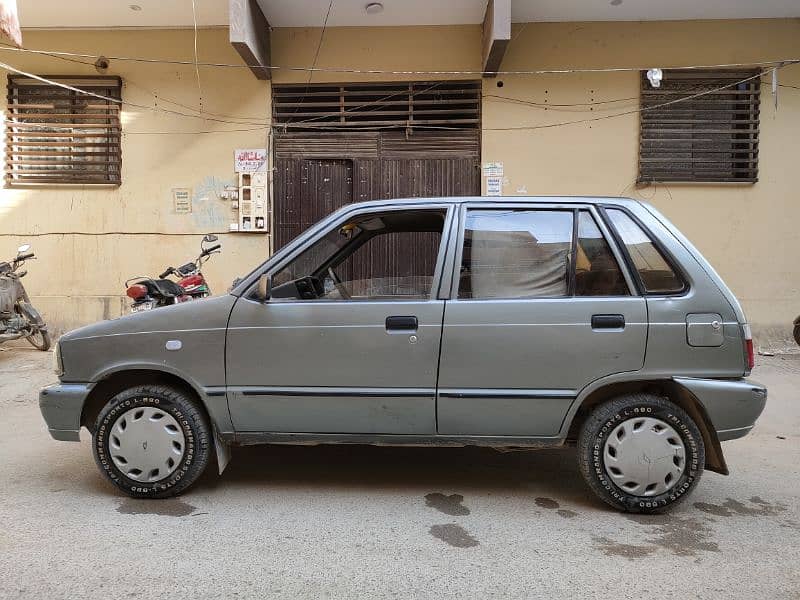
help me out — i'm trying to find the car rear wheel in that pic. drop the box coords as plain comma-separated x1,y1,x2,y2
577,393,705,513
92,384,211,498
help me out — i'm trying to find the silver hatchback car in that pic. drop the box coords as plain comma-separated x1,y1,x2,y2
40,197,766,513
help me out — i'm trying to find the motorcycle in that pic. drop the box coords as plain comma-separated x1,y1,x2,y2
0,243,50,351
125,234,221,313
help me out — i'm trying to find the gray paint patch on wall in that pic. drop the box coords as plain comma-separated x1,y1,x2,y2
190,176,236,229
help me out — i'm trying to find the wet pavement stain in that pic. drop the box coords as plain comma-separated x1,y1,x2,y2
557,509,578,519
535,497,560,509
626,514,720,556
424,493,470,516
594,536,657,560
595,514,721,559
429,524,480,548
693,502,732,517
116,497,197,517
693,497,787,518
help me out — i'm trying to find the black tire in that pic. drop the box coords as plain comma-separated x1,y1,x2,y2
26,328,51,351
92,384,211,499
577,393,705,514
794,323,800,347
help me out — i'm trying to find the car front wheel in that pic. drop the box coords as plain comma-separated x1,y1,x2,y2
92,384,211,498
577,393,705,513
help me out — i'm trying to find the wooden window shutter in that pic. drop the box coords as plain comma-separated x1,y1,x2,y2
272,80,481,131
638,69,760,183
5,75,122,186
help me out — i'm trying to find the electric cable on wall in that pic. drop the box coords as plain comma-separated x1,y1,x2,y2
0,59,789,135
0,44,796,76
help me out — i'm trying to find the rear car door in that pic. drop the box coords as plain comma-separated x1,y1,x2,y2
436,202,648,436
225,204,454,435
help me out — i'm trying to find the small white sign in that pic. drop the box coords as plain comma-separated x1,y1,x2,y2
234,148,267,173
172,188,192,213
482,162,504,177
486,176,502,197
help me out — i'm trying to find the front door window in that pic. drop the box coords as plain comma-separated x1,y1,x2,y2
271,209,447,301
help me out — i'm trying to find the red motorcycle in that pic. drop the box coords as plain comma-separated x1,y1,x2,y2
125,234,221,313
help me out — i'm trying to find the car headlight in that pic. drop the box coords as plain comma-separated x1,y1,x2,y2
52,340,64,377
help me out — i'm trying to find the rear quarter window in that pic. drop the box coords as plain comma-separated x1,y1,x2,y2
605,208,686,294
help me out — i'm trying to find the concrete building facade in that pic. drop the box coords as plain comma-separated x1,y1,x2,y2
3,1,799,343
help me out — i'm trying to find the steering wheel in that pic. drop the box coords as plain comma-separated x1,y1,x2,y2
327,266,351,300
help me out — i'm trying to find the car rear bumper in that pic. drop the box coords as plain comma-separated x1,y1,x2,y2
39,383,93,442
673,376,767,441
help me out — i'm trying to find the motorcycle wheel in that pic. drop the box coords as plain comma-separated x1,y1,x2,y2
794,324,800,347
26,329,51,351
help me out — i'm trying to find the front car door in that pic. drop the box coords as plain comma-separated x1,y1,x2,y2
437,202,648,437
225,203,455,435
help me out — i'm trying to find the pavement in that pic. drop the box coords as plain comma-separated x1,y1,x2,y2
0,344,798,599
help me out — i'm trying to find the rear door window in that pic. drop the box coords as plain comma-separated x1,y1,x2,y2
606,208,685,294
458,209,573,299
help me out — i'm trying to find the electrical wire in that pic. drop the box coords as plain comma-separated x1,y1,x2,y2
483,92,639,113
484,93,638,107
4,42,272,124
0,39,445,128
124,80,270,123
190,0,203,113
478,70,767,132
272,70,767,133
0,61,782,136
0,57,447,133
309,0,333,84
289,0,334,123
0,44,795,76
0,59,270,129
282,81,445,128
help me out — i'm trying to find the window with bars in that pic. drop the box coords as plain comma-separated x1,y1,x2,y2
638,69,760,183
5,75,122,186
272,80,481,131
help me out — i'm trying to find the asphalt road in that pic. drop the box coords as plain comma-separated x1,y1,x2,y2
1,345,798,599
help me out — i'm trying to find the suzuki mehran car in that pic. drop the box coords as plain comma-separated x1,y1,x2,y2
40,197,766,513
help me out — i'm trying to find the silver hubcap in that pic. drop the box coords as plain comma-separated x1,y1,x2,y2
109,406,185,483
603,417,686,497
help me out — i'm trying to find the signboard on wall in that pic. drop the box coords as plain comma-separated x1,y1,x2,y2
482,162,504,177
486,176,502,197
172,188,192,213
234,148,267,173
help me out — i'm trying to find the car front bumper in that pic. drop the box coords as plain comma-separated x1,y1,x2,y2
673,376,767,441
39,383,93,442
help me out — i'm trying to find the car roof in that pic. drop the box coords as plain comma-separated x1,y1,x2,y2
346,196,642,210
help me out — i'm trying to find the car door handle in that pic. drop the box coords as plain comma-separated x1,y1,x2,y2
386,316,418,331
591,314,625,330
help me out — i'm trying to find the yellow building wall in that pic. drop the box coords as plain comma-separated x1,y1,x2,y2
2,20,798,342
273,19,800,342
0,28,271,334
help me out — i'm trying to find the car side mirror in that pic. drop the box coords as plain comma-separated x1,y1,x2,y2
255,273,272,302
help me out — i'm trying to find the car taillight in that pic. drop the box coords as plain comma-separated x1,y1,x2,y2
743,323,754,371
126,284,147,300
